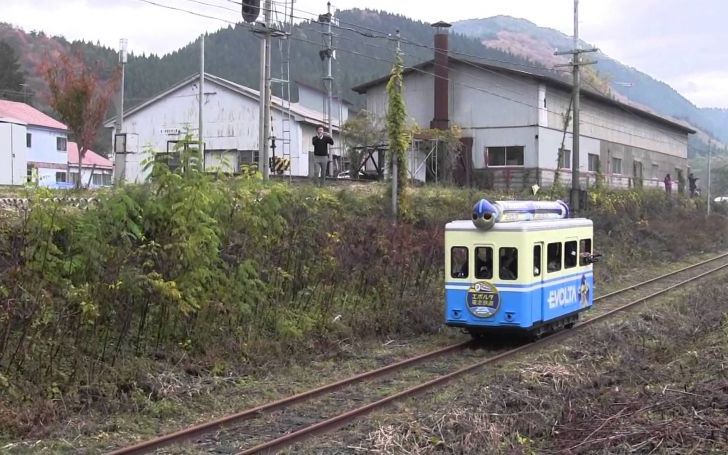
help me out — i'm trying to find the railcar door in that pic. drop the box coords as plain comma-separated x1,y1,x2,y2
532,242,545,323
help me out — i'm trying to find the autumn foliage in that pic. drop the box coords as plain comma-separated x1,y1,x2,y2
40,52,120,187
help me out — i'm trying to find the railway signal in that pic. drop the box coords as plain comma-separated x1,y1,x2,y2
241,0,260,23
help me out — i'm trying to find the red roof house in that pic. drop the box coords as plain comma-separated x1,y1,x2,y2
67,142,113,169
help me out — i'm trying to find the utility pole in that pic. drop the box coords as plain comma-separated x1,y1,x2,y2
326,2,333,139
708,140,712,216
257,0,272,180
114,38,128,184
555,0,596,212
199,35,204,168
319,2,334,176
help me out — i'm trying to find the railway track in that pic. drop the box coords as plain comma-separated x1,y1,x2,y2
108,252,728,455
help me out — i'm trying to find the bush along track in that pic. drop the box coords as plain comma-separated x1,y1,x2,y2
1,144,728,445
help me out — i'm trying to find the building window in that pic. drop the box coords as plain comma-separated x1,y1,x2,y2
652,164,659,178
475,247,493,279
612,157,622,175
559,148,571,169
26,133,32,148
499,247,518,280
634,161,643,178
27,165,33,182
55,172,67,183
102,173,112,186
547,242,562,273
451,246,469,279
238,150,260,164
92,174,103,185
565,241,578,269
70,172,79,185
588,153,599,172
56,137,67,151
487,146,524,167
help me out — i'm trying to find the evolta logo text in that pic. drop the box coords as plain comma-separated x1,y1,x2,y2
548,285,577,309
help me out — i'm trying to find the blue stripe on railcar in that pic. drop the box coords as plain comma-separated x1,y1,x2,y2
445,271,594,329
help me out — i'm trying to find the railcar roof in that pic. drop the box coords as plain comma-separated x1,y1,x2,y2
445,218,593,232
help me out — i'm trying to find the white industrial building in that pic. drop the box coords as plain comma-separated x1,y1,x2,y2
352,25,695,191
106,73,347,183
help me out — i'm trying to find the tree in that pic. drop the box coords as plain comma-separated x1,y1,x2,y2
386,51,408,218
40,52,120,188
0,41,27,102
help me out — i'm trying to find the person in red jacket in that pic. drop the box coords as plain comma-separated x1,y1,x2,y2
312,125,334,185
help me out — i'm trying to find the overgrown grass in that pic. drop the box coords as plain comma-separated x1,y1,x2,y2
1,155,728,439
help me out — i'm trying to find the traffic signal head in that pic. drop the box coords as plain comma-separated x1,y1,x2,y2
242,0,260,23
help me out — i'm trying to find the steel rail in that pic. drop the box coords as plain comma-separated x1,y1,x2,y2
593,251,728,302
238,260,728,454
108,251,728,455
107,341,470,455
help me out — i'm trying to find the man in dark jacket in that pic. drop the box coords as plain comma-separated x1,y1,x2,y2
688,173,699,197
312,125,334,185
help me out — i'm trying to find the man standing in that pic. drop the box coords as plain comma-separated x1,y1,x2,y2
688,172,699,197
664,173,672,195
312,125,334,185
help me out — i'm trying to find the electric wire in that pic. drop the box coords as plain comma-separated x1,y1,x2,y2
133,0,694,150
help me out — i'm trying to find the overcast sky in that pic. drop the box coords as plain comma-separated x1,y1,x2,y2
3,0,727,108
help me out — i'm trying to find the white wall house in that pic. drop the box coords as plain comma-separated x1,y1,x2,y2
0,100,69,187
105,73,342,183
353,56,695,190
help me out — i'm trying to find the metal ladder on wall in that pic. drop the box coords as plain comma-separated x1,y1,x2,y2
270,0,294,180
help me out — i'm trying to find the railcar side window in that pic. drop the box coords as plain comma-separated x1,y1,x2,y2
475,247,493,279
499,247,518,280
533,245,541,276
451,246,469,279
547,242,562,272
565,241,578,269
579,239,593,266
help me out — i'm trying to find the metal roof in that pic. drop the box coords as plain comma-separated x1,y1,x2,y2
105,73,340,130
0,100,67,131
351,57,696,134
446,218,593,232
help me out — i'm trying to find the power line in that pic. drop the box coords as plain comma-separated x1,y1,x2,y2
133,0,691,149
135,0,236,23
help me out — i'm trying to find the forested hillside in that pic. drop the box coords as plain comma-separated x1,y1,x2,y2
1,9,725,156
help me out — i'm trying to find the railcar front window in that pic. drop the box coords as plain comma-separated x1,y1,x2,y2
547,242,562,272
499,247,518,280
565,241,578,268
475,247,493,279
451,246,469,279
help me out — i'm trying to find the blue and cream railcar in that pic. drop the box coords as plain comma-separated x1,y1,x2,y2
445,199,595,337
